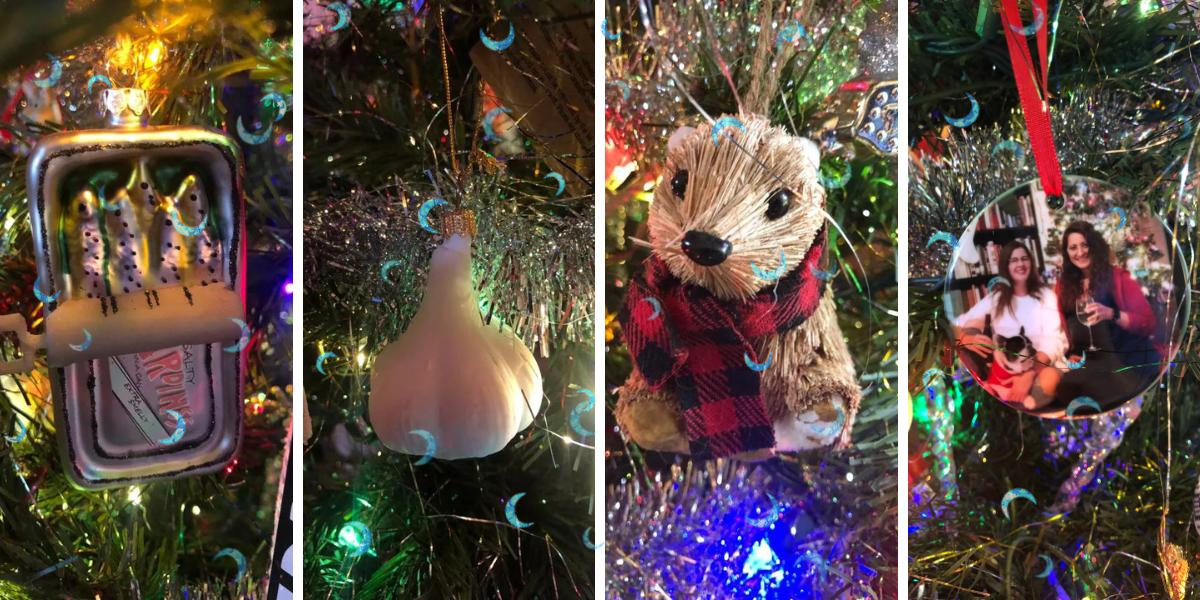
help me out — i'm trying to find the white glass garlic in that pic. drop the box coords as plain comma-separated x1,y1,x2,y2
369,231,543,460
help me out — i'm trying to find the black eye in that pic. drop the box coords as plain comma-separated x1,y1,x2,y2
670,170,688,200
765,188,792,220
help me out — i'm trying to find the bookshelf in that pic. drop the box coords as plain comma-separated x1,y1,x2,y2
949,192,1046,312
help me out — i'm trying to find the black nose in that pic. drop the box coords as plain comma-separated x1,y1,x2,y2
681,230,732,266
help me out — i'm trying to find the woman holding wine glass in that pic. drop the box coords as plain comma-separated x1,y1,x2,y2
1051,221,1160,410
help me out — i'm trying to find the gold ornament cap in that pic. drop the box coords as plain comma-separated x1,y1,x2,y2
103,88,149,128
442,208,477,239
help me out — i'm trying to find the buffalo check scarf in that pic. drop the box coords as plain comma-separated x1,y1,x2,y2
620,227,828,458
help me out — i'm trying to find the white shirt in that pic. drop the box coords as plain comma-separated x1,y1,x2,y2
954,290,1066,362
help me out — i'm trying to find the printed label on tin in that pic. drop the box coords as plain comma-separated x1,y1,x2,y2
109,357,171,445
108,347,197,445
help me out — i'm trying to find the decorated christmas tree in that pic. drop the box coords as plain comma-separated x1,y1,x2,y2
301,1,596,597
0,1,292,598
909,1,1200,597
603,0,898,597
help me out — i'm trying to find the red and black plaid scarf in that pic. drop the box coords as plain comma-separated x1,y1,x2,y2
620,227,828,458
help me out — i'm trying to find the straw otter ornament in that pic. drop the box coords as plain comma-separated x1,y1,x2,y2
616,115,860,460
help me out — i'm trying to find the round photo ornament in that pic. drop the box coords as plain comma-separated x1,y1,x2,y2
941,176,1189,419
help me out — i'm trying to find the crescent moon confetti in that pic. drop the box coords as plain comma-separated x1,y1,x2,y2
261,93,288,121
921,368,945,388
750,251,787,280
1108,206,1127,229
87,74,112,94
417,198,449,234
5,420,28,443
340,521,373,557
1035,554,1053,578
482,106,512,141
1065,352,1086,369
236,117,273,145
169,208,207,237
1000,488,1037,519
1066,396,1101,416
33,55,62,88
809,403,847,438
1009,5,1045,36
711,116,746,146
480,23,515,51
926,231,960,250
328,2,351,31
986,276,1011,293
607,80,631,101
69,329,93,352
223,318,250,353
583,527,598,549
809,262,839,281
315,352,337,375
158,409,186,445
569,389,595,437
543,172,565,196
505,492,534,529
819,161,852,190
744,351,773,372
212,548,247,582
410,429,436,465
746,494,781,527
89,172,121,211
600,18,620,40
380,260,402,283
944,93,980,128
991,139,1026,163
775,20,811,47
32,276,60,304
642,297,662,320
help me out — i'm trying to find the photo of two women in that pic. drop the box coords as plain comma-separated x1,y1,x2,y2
948,179,1184,417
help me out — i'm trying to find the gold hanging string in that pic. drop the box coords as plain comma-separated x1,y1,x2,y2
438,7,459,178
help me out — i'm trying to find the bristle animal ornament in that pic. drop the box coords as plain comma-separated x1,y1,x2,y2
616,115,860,459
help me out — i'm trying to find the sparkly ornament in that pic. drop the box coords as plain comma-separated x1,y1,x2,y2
368,210,543,459
1049,397,1141,514
923,381,958,502
0,87,245,488
942,176,1187,418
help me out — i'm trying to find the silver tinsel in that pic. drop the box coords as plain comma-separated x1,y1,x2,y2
605,0,874,169
605,460,891,599
303,172,593,357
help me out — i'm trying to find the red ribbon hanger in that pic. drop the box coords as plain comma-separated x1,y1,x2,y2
997,0,1064,200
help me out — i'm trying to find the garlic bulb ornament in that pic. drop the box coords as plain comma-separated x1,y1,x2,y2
368,210,543,460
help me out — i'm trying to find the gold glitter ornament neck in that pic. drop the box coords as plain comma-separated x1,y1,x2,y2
442,209,476,239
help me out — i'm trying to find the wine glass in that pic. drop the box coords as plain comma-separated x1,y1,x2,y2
1076,293,1099,351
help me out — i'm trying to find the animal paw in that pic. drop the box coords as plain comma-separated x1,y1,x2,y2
614,375,689,454
773,396,849,452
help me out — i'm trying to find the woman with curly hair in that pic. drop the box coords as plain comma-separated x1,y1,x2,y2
1049,221,1160,410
